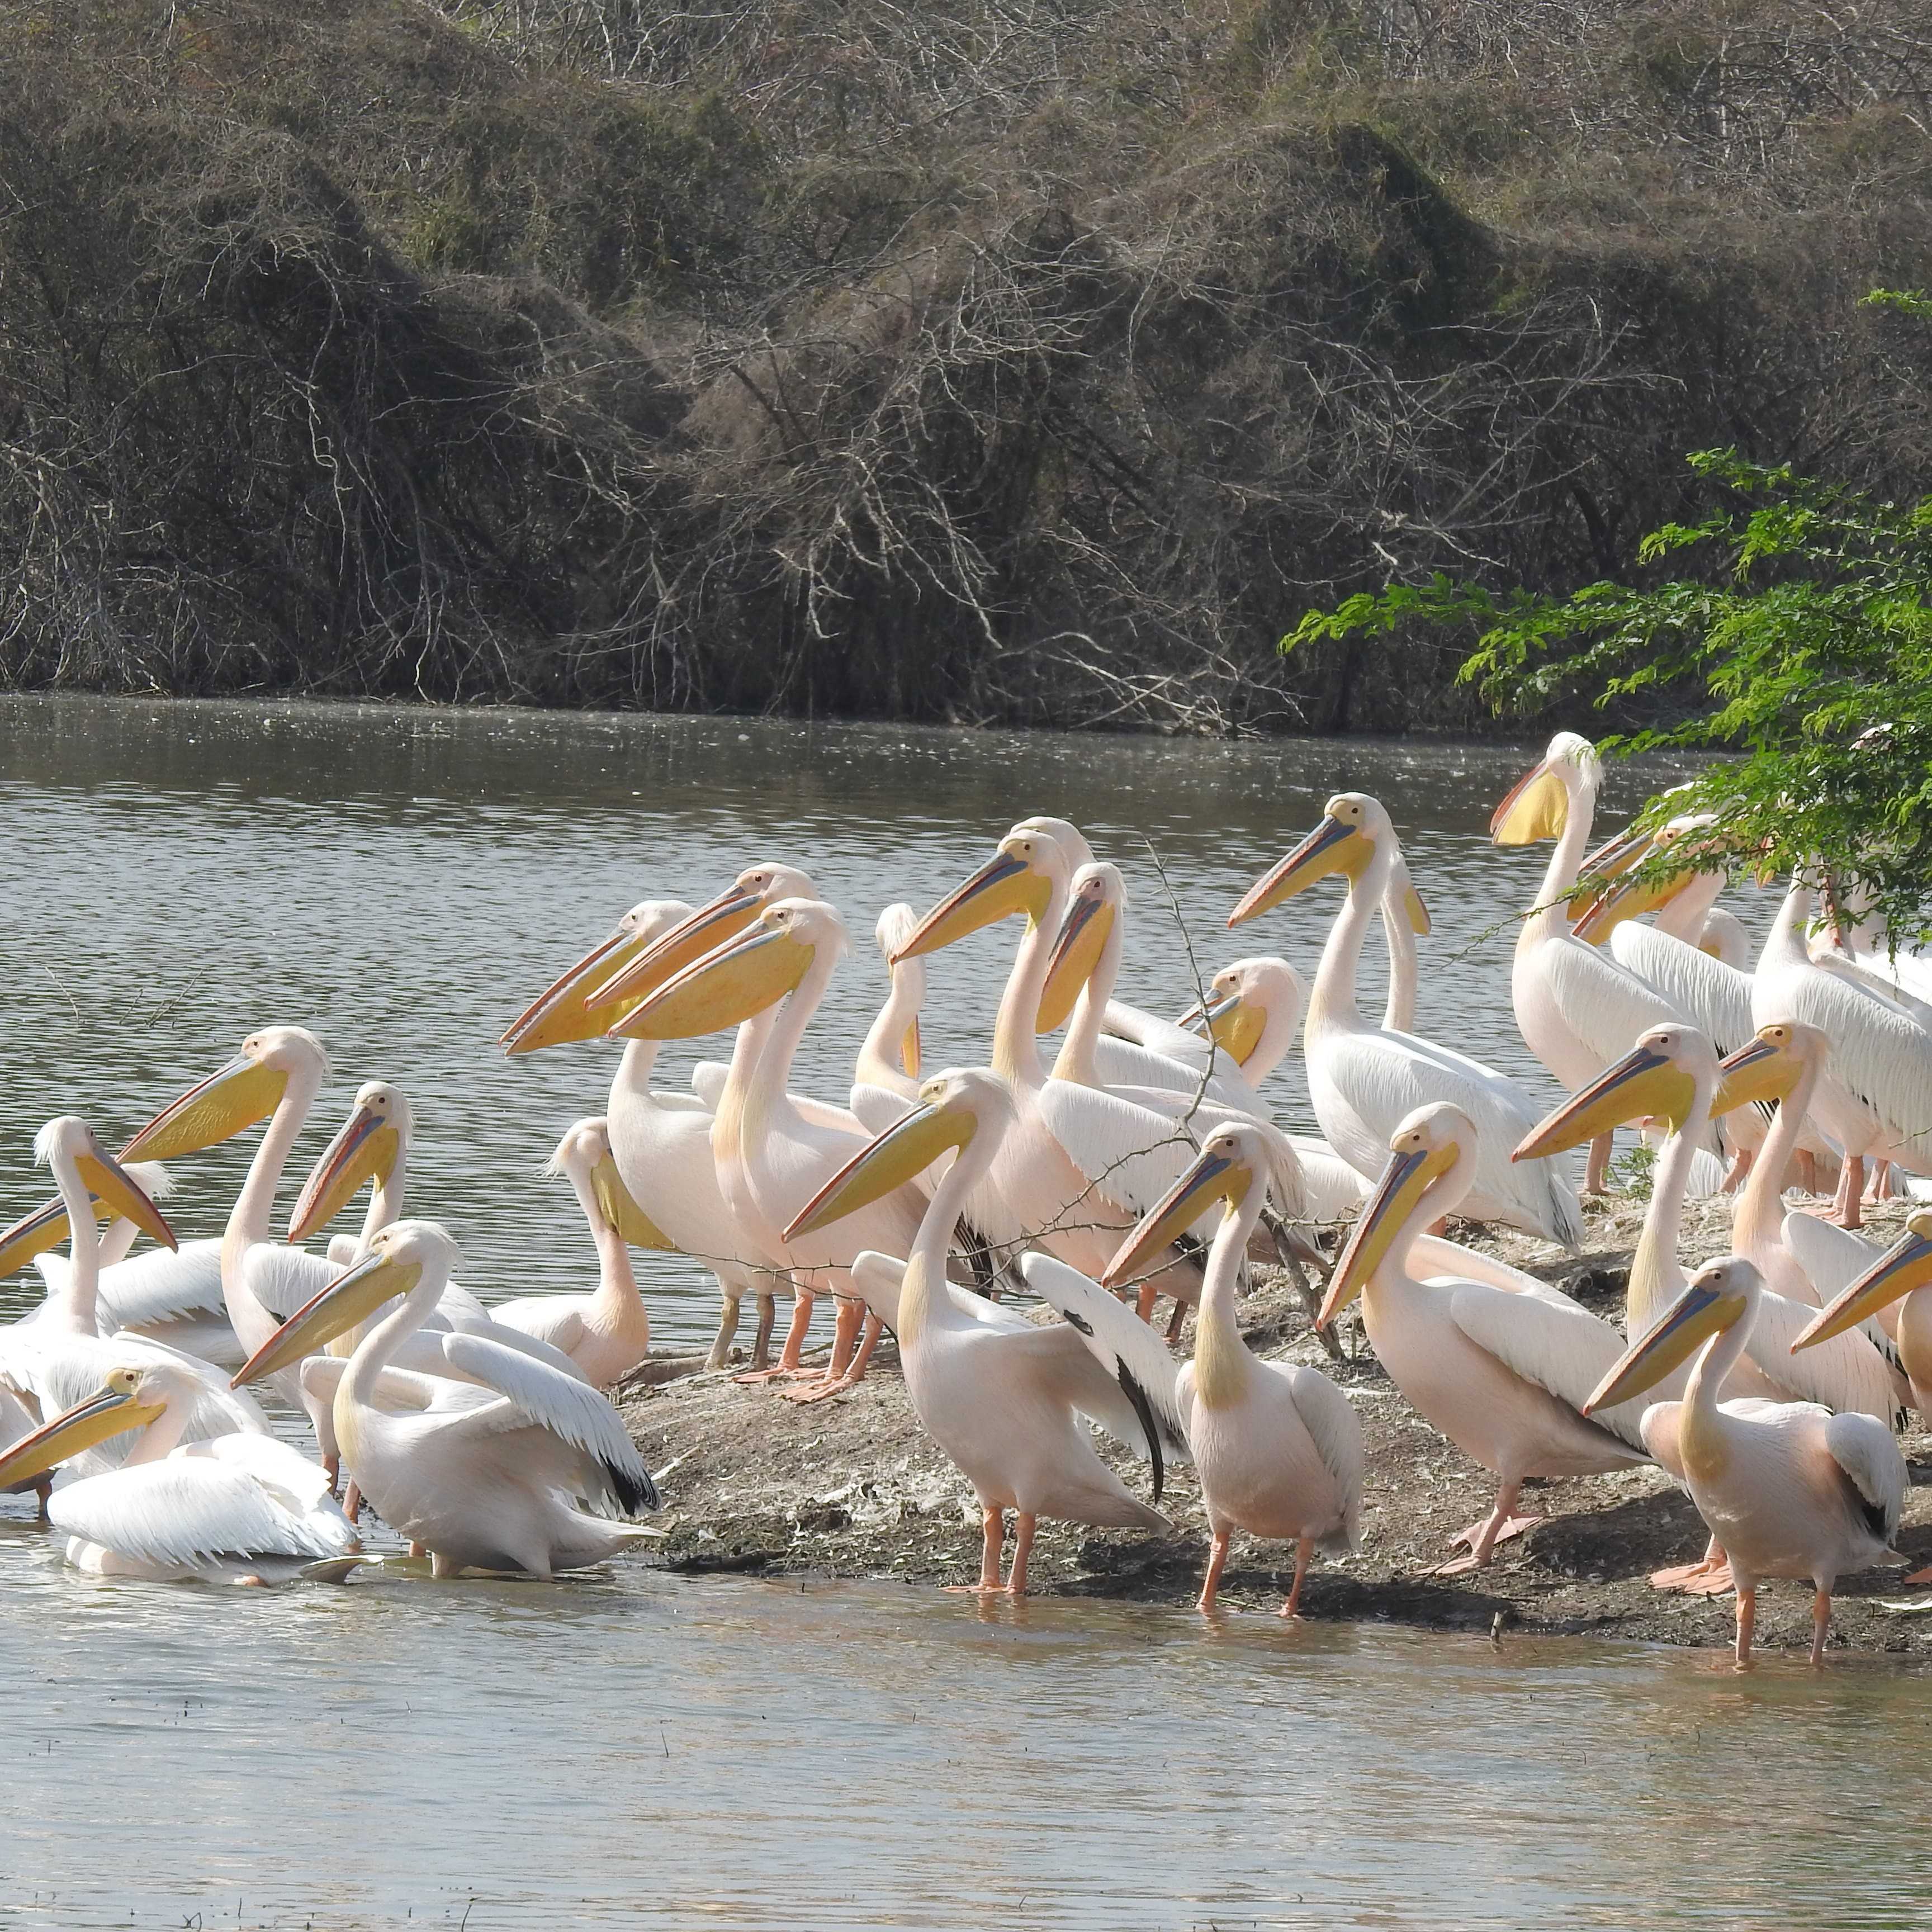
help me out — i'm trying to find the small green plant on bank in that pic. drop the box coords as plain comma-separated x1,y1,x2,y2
1611,1139,1658,1201
1284,292,1932,941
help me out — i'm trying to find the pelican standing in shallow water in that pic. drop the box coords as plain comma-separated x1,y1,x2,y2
235,1221,660,1578
1587,1257,1906,1666
0,1360,357,1584
1026,1120,1362,1616
787,1069,1171,1594
1232,794,1584,1249
1323,1103,1650,1570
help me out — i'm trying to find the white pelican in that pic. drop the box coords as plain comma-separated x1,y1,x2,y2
1754,876,1932,1225
1232,794,1584,1248
1587,1257,1905,1666
1322,1102,1650,1570
894,827,1235,1303
488,1118,670,1388
1033,1120,1363,1616
235,1221,660,1578
0,1360,356,1584
787,1068,1170,1594
1490,733,1692,1194
617,896,927,1397
0,1120,268,1496
504,898,780,1372
1514,1025,1901,1422
855,903,924,1101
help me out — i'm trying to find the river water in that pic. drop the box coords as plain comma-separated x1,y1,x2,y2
2,697,1924,1929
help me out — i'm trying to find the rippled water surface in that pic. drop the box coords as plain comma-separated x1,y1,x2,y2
3,697,1910,1931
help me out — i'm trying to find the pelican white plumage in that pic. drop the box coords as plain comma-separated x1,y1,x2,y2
1319,1102,1647,1570
0,1358,356,1583
785,1067,1170,1594
1036,1119,1363,1617
0,1120,269,1495
1514,1024,1901,1424
1754,876,1932,1225
855,903,925,1102
1490,733,1693,1194
1232,792,1584,1249
504,897,780,1372
235,1221,660,1579
617,896,929,1397
1589,1257,1906,1666
487,1119,670,1388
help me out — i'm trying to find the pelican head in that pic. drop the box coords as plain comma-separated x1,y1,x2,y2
1037,862,1123,1033
1514,1023,1717,1160
1100,1120,1278,1288
611,897,844,1041
287,1079,412,1244
1012,815,1095,870
233,1219,456,1386
894,828,1063,960
1570,816,1722,943
785,1068,1012,1240
1712,1018,1821,1114
1584,1256,1756,1413
502,898,695,1055
1229,792,1388,927
33,1117,179,1252
1489,731,1600,847
0,1124,178,1275
1178,956,1305,1069
546,1117,673,1250
0,1362,182,1488
1320,1103,1474,1325
122,1025,326,1163
1792,1206,1932,1352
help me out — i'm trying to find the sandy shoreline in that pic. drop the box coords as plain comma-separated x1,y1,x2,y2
617,1192,1932,1660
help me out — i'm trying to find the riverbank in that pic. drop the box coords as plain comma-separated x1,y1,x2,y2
619,1192,1932,1660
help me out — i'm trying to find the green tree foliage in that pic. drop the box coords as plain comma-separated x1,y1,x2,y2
1285,297,1932,938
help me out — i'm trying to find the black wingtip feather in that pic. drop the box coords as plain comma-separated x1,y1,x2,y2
608,1459,660,1516
1116,1363,1163,1503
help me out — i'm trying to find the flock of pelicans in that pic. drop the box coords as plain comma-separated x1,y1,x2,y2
4,732,1932,1669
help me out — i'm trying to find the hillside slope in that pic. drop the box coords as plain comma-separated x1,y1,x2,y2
2,1,1928,728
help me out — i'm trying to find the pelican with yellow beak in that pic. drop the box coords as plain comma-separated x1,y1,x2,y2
783,1067,1169,1594
1038,1120,1363,1617
617,896,924,1396
1322,1102,1650,1571
502,898,780,1372
0,1359,356,1583
1232,793,1584,1249
0,1119,269,1491
1585,1257,1906,1666
1794,1213,1932,1516
488,1119,670,1388
1489,735,1695,1196
233,1221,659,1579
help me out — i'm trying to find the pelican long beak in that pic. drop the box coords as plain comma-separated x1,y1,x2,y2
503,924,661,1055
1100,1148,1247,1289
900,1019,922,1080
0,1196,93,1278
609,919,814,1040
1514,1045,1693,1160
287,1105,401,1243
1404,882,1432,936
894,849,1048,960
591,1154,675,1251
1489,757,1568,845
1035,893,1114,1034
231,1252,423,1386
1712,1031,1800,1114
1571,864,1698,944
1319,1142,1455,1325
1584,1278,1744,1413
1196,993,1266,1067
592,888,768,1010
0,1385,167,1488
785,1100,974,1239
121,1054,288,1162
74,1147,177,1251
1229,815,1367,927
1792,1224,1932,1350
